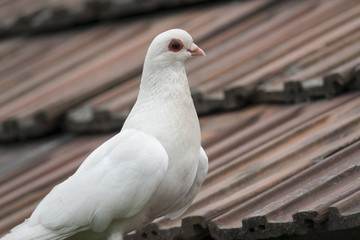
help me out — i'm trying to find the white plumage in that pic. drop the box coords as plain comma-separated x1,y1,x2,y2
1,29,208,240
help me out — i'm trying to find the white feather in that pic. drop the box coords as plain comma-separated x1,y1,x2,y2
165,147,208,219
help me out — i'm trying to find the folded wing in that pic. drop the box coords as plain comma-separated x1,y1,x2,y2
29,129,169,236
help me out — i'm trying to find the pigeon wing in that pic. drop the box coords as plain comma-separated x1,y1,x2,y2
29,129,169,235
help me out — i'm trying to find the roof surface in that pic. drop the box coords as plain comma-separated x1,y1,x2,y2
1,0,360,239
0,0,209,36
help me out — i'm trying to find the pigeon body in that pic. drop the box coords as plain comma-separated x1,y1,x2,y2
1,29,208,240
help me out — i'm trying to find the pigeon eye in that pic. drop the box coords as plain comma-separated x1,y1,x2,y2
168,39,183,52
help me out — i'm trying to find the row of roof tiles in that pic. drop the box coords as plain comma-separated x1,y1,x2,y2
0,0,271,141
1,0,359,142
2,93,360,239
136,93,360,240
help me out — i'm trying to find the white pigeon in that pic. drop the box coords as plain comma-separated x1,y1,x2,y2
1,29,208,240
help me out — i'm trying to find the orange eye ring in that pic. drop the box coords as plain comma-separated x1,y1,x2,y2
168,39,184,52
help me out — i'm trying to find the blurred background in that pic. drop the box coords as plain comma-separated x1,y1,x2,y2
1,0,360,239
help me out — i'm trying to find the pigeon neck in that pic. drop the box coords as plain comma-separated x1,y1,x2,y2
123,59,200,155
138,61,191,101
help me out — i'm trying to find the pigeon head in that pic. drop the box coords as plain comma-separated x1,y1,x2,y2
145,29,205,64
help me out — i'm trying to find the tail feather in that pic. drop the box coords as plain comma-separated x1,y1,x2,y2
0,220,71,240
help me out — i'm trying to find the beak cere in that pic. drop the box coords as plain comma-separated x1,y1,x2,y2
188,43,206,56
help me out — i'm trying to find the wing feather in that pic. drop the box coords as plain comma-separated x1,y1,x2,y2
29,129,168,235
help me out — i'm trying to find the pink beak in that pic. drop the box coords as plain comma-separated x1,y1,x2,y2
188,43,205,56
